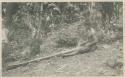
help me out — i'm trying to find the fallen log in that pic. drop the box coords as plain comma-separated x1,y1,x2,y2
7,40,97,70
63,39,98,57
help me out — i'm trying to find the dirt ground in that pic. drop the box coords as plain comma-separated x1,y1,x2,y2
2,40,123,76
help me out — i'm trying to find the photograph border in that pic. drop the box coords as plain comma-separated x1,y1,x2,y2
0,0,124,78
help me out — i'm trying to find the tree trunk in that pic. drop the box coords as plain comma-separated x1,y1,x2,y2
30,30,41,56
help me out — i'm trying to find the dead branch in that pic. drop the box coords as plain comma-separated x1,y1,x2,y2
7,40,97,70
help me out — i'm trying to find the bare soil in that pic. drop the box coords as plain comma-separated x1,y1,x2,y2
2,41,123,76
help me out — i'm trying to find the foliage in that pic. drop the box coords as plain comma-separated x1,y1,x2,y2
2,2,123,66
53,25,79,47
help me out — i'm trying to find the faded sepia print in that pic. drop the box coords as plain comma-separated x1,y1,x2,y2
2,2,123,76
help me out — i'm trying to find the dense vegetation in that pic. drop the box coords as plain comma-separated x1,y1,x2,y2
2,2,123,73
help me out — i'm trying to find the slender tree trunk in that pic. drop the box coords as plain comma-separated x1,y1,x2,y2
30,31,41,56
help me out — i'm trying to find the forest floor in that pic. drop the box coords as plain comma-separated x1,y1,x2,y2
2,40,123,76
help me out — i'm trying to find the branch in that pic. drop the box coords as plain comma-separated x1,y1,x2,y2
7,40,97,70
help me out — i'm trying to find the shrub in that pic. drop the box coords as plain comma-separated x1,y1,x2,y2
51,25,79,48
